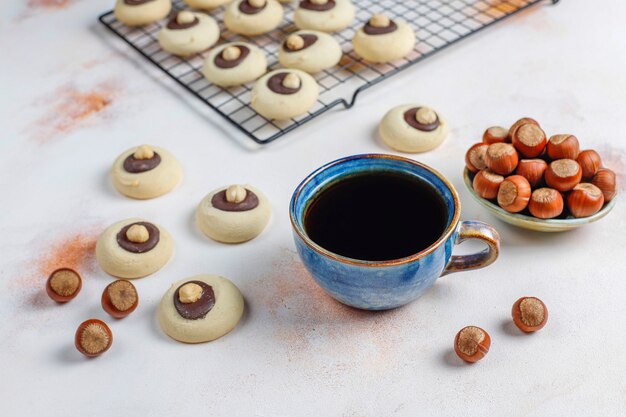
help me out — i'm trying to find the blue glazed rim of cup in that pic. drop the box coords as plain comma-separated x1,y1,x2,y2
289,154,462,267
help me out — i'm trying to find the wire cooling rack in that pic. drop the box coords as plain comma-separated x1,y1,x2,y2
99,0,559,145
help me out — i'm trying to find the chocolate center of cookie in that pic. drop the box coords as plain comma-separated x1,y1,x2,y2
364,20,398,35
123,0,155,5
299,0,335,11
116,222,160,253
403,107,440,131
266,72,301,95
239,0,267,14
166,13,199,30
211,189,259,212
173,281,216,320
214,45,250,69
282,34,318,52
123,153,161,173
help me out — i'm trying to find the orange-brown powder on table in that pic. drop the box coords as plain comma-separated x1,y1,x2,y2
14,229,100,307
32,82,118,142
28,0,73,9
254,248,412,368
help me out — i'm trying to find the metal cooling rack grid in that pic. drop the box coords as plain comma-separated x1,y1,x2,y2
99,0,559,145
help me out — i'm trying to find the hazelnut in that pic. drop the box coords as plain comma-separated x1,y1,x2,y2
75,319,113,357
179,282,203,304
415,107,437,125
226,184,247,204
483,126,509,144
528,188,564,219
512,123,546,158
547,134,580,160
176,11,195,25
485,143,519,175
369,14,390,28
512,297,548,333
577,149,602,179
126,224,150,243
222,46,241,61
591,168,617,203
46,268,82,303
310,0,328,4
508,117,539,139
473,169,504,200
133,145,154,160
282,73,301,90
102,280,139,319
515,159,547,188
567,183,604,218
286,34,305,51
465,143,489,173
545,159,582,192
248,0,266,7
497,175,531,213
454,326,490,363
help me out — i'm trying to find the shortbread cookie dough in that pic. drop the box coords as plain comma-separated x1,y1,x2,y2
196,184,271,243
353,14,415,63
224,0,283,36
114,0,171,26
379,105,448,153
158,11,219,56
278,31,342,73
202,43,267,87
111,145,182,199
183,0,230,9
251,69,318,120
96,219,174,279
158,275,244,344
294,0,354,33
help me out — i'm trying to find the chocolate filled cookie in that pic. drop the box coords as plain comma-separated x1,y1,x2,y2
202,42,267,87
96,218,174,279
111,144,182,200
158,275,244,343
278,30,342,73
294,0,355,33
158,10,219,56
196,184,271,243
114,0,171,26
353,14,415,63
224,0,284,36
251,69,318,120
379,104,448,153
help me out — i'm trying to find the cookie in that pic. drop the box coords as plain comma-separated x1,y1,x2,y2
278,31,342,73
202,42,267,87
158,275,244,344
111,144,182,200
196,184,271,243
294,0,355,33
379,105,448,153
114,0,171,27
251,69,318,120
183,0,230,9
353,14,415,63
158,11,219,56
96,219,174,279
224,0,284,36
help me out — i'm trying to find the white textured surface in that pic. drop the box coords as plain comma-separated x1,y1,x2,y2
1,1,625,416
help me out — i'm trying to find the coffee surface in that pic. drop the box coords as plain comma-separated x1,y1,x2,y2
304,172,448,261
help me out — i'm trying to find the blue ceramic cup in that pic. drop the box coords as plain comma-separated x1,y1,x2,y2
290,154,500,310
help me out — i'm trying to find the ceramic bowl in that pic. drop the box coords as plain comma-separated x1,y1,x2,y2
463,168,617,232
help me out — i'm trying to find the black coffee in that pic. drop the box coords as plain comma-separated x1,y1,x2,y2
304,172,448,261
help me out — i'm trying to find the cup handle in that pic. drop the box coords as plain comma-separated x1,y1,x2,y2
441,220,500,276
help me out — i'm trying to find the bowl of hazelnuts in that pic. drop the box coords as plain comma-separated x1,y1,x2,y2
463,117,618,232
